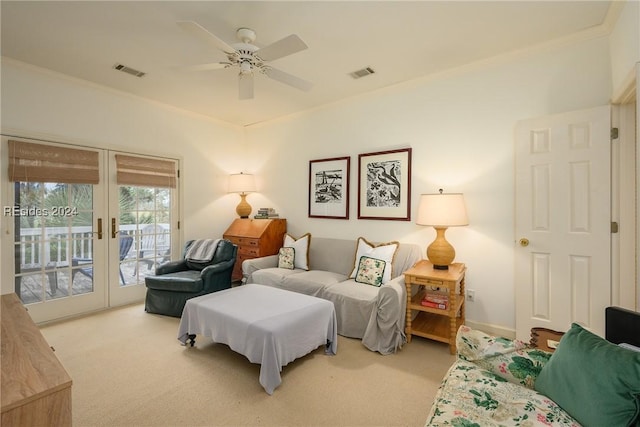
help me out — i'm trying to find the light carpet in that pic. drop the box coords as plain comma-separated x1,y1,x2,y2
40,303,455,427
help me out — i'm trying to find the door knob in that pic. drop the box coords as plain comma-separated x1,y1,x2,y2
519,238,529,247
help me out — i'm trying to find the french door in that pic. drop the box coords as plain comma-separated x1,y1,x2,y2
6,137,178,323
109,152,177,307
12,179,109,322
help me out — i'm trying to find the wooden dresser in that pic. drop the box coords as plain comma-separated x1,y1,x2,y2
1,293,72,426
223,218,287,282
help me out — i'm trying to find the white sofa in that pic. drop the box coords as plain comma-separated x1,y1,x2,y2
242,237,423,355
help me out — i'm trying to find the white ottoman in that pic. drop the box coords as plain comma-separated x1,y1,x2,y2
178,283,337,394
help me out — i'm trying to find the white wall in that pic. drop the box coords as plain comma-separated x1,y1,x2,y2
0,59,245,295
245,36,613,332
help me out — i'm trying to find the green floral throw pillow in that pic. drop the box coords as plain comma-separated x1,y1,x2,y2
535,323,640,427
277,247,295,269
354,256,386,287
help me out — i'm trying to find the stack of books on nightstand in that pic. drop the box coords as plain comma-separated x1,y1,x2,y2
421,291,449,310
254,208,279,219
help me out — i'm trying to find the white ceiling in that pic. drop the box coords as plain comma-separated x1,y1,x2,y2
1,1,614,127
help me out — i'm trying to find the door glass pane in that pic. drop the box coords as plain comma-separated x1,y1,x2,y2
13,182,95,304
119,186,172,286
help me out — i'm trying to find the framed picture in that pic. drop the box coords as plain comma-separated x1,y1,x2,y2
358,148,412,220
308,156,350,219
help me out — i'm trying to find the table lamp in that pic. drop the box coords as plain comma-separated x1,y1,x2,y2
228,173,256,218
416,189,468,270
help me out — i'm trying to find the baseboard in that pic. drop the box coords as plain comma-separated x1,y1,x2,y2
465,320,516,340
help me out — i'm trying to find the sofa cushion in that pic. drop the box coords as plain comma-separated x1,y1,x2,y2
535,323,640,427
425,359,579,427
251,267,303,288
321,279,379,338
145,271,203,292
349,237,398,284
281,270,347,296
284,233,311,270
426,326,579,426
278,247,295,269
307,238,360,276
354,256,386,287
456,325,550,389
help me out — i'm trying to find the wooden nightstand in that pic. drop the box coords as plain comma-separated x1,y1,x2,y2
404,260,466,354
223,218,287,282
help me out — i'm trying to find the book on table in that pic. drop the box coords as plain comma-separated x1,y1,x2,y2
421,291,449,310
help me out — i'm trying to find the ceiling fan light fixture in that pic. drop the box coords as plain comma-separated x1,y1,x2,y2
179,21,312,99
240,61,252,74
236,28,256,44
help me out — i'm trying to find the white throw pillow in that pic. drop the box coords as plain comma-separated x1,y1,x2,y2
349,237,399,284
283,233,311,270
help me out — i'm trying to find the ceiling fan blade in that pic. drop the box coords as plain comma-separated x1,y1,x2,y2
184,62,230,71
255,34,307,62
239,73,254,100
177,21,236,54
264,67,313,92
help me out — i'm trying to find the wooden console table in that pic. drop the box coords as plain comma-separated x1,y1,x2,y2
1,293,72,426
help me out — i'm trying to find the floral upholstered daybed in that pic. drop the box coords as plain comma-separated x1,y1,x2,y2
425,325,640,427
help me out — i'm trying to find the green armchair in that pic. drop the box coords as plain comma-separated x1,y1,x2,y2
144,239,237,317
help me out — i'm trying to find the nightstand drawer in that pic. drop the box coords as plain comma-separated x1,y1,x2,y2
411,276,443,286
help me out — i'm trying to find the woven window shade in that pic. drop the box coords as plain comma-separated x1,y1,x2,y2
115,154,176,188
8,140,100,184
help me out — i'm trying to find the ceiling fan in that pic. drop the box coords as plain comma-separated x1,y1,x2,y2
177,21,313,100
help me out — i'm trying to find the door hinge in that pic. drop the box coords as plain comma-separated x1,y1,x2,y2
611,127,619,140
177,220,180,230
611,222,619,233
177,169,180,179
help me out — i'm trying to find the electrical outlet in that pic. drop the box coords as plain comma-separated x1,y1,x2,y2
466,289,475,302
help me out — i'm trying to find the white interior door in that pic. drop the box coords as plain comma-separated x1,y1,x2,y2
515,105,611,340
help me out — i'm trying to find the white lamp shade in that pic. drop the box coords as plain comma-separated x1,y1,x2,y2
228,173,256,194
416,193,469,227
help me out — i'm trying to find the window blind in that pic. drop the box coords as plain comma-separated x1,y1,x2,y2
8,139,100,184
115,154,176,188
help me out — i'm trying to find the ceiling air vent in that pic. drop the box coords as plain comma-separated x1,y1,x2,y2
349,67,375,79
113,63,146,78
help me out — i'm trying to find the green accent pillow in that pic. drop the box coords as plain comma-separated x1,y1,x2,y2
534,323,640,427
354,256,386,287
277,247,295,269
